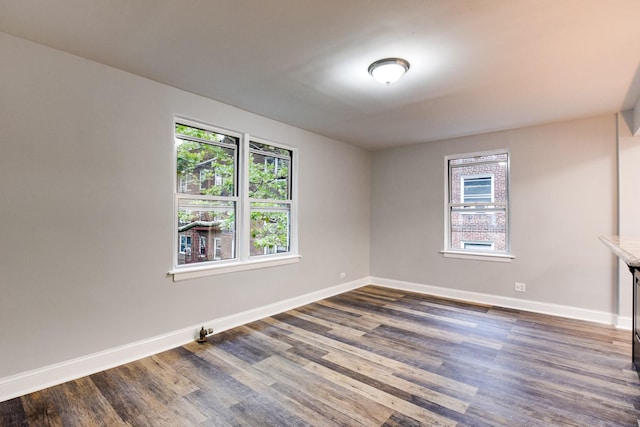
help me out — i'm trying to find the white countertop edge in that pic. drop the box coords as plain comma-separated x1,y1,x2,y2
599,235,640,268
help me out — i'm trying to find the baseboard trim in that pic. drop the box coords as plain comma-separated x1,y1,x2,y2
369,276,626,328
0,277,368,403
1,276,626,402
616,315,632,330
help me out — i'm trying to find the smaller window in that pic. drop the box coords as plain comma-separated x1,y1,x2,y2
199,235,207,256
462,175,493,203
178,175,190,192
213,237,222,260
462,241,494,251
199,169,207,191
180,235,192,254
445,150,510,256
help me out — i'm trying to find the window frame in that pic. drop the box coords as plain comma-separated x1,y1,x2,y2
248,137,294,258
442,149,514,262
170,118,300,282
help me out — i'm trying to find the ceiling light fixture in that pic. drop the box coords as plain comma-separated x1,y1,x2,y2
368,58,410,85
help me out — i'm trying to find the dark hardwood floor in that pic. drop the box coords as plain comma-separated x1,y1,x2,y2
2,285,639,426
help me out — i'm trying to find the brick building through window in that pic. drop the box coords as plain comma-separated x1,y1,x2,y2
447,151,509,254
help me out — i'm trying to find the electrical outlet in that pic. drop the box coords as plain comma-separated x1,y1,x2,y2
340,272,346,278
515,282,526,292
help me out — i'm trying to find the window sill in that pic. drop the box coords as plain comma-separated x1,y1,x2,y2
440,250,514,263
169,254,302,282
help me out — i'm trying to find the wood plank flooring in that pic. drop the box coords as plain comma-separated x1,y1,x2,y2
2,285,640,426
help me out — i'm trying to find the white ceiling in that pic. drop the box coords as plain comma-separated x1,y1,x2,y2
2,0,640,150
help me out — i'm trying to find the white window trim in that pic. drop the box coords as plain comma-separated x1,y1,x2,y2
169,117,300,282
443,148,513,262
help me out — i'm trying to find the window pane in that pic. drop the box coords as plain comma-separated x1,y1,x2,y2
178,199,235,264
250,202,290,256
249,145,291,200
176,125,237,197
450,163,507,204
450,209,507,252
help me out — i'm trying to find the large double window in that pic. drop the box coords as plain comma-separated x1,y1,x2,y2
173,119,297,279
444,150,511,259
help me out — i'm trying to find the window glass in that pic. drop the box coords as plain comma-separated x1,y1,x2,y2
249,202,290,256
176,131,236,197
249,140,292,257
176,123,238,266
177,198,236,264
447,151,509,254
249,142,290,200
174,122,296,271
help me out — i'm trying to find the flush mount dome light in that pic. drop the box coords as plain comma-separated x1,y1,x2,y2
368,57,410,85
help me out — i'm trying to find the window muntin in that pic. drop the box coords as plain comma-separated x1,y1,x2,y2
446,151,509,255
174,121,296,272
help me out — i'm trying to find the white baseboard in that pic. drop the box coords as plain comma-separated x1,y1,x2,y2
0,277,368,403
369,276,627,329
616,315,632,330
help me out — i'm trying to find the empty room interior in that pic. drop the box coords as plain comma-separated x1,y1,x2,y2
3,1,640,425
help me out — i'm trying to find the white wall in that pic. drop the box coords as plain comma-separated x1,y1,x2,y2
0,32,370,379
371,115,618,314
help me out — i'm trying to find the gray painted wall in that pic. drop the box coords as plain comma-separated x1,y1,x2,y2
0,32,371,378
370,115,618,313
1,29,632,383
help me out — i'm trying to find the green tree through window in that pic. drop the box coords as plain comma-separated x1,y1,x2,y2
249,141,291,255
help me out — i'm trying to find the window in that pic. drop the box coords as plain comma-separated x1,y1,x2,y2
173,120,298,278
462,175,493,203
178,175,190,192
249,141,292,257
213,237,222,260
180,235,192,254
462,241,494,251
444,150,511,259
175,122,237,266
199,235,207,256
